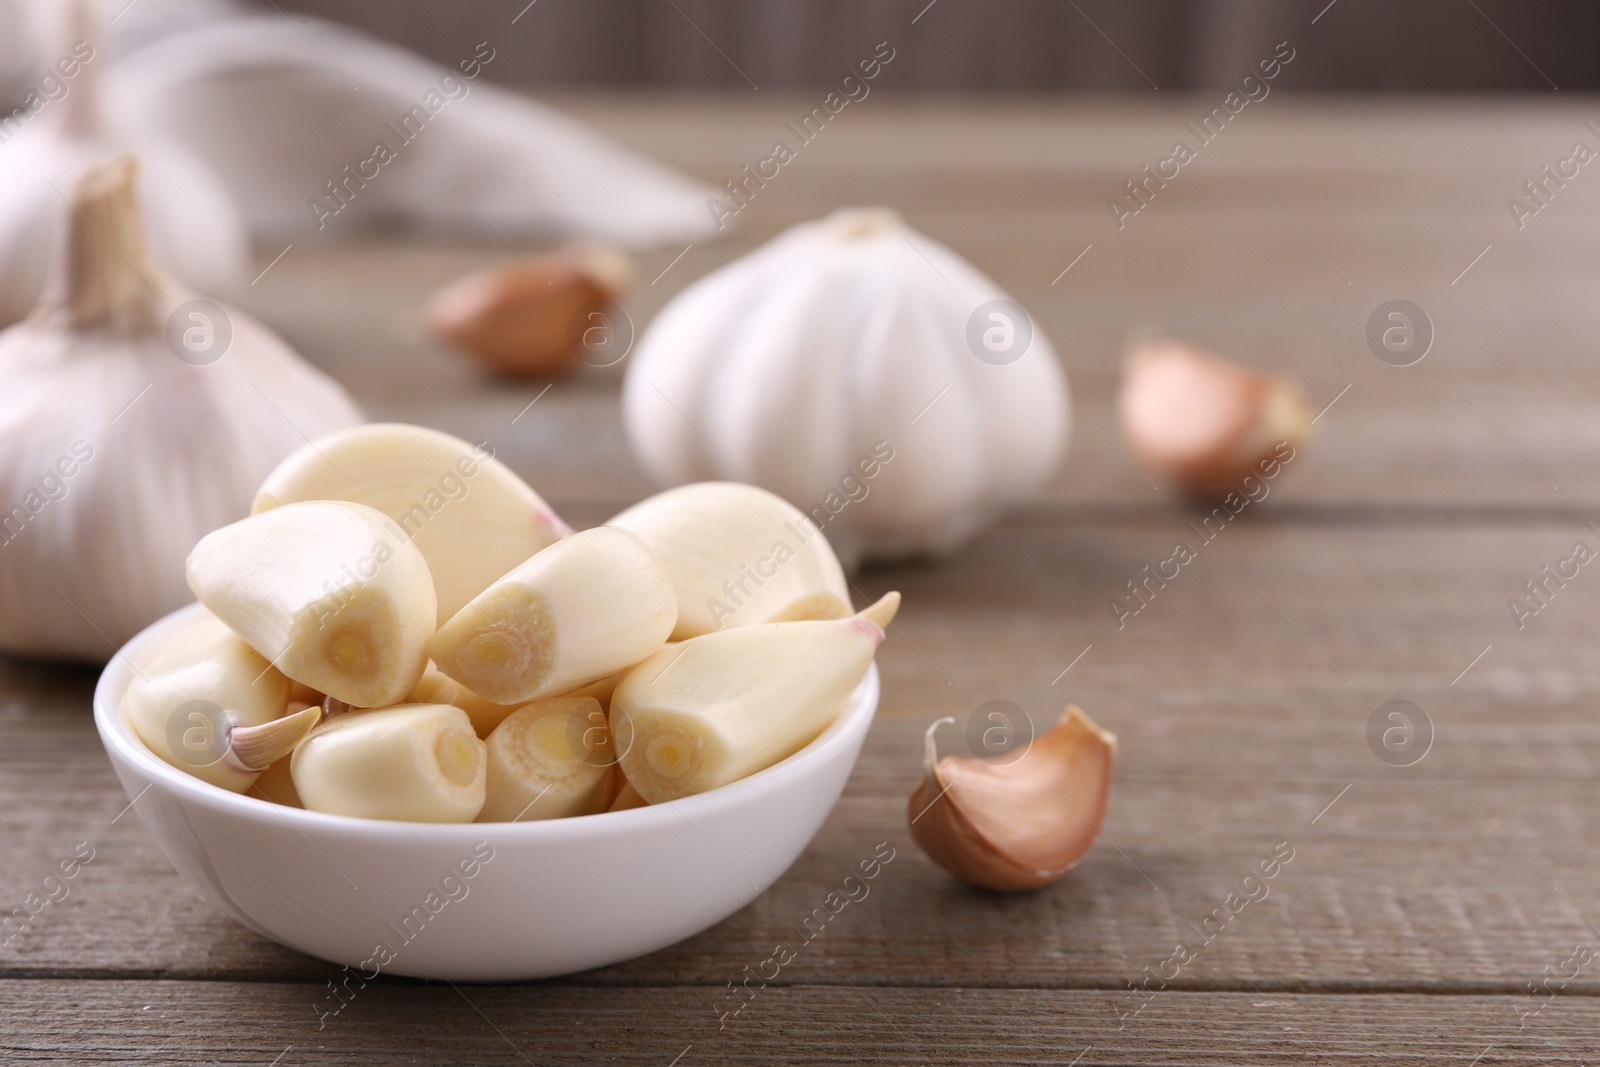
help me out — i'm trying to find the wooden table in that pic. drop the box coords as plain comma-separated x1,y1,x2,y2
7,94,1600,1064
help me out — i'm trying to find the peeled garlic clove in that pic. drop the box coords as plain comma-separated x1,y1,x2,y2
908,706,1116,892
291,703,486,823
250,755,303,809
252,423,570,625
564,670,623,708
409,662,623,740
0,156,361,660
608,780,648,812
429,526,676,706
286,680,325,706
608,482,851,640
121,609,290,793
186,500,437,708
424,242,634,377
409,663,520,738
480,696,616,822
1119,338,1311,500
613,592,897,803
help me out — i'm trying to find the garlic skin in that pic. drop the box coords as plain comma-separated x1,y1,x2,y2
1119,338,1312,500
0,2,248,328
0,157,361,659
622,208,1069,567
908,706,1116,892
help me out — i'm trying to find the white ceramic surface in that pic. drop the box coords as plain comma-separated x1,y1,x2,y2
94,602,879,981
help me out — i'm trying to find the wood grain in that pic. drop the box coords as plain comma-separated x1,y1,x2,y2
3,982,1593,1065
3,98,1597,1062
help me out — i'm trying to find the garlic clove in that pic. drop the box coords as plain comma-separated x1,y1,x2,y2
0,156,362,660
1119,338,1311,500
480,696,617,822
424,242,634,377
252,423,570,625
428,526,677,706
286,680,325,706
227,703,324,773
249,755,303,809
121,609,290,793
908,706,1117,892
186,500,437,708
290,703,487,823
611,593,896,803
563,670,624,708
608,482,852,640
608,780,648,812
409,663,521,738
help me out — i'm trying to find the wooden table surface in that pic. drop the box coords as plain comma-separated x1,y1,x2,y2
7,93,1600,1065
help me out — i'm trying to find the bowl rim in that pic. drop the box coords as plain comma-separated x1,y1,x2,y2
95,602,880,843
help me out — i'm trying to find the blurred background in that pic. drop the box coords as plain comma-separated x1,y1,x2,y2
276,0,1582,92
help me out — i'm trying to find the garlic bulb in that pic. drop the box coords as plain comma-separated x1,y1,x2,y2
0,0,249,328
0,156,361,659
623,208,1069,567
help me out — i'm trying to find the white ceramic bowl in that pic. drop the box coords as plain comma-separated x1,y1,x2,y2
94,602,878,981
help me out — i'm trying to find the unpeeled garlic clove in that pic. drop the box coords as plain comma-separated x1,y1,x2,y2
428,526,677,706
480,696,617,822
186,500,437,708
121,609,291,793
1119,338,1311,500
424,242,634,377
252,423,571,625
608,482,852,640
291,703,486,823
612,592,898,803
227,703,324,772
908,706,1116,892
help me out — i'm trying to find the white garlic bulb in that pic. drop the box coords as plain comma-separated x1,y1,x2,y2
0,156,361,659
0,0,249,328
623,208,1069,567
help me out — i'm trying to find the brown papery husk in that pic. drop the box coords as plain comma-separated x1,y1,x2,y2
1119,339,1311,503
424,243,631,378
907,706,1116,892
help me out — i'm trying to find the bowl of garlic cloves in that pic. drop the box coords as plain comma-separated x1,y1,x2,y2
94,423,892,980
